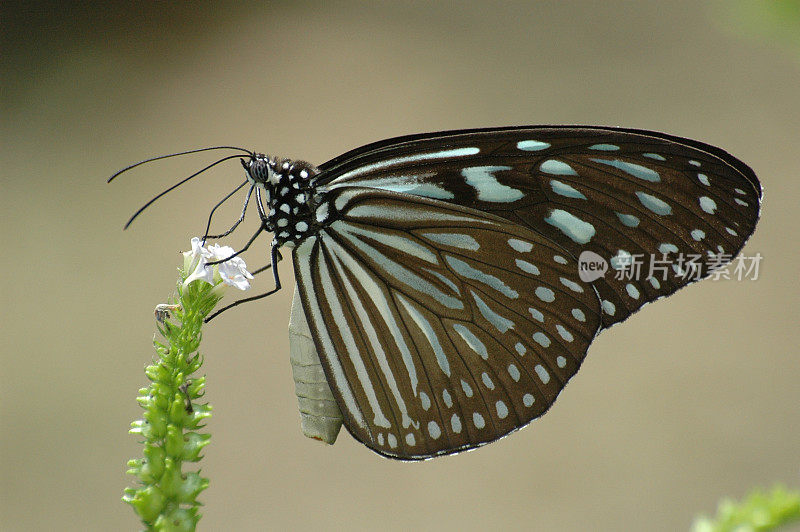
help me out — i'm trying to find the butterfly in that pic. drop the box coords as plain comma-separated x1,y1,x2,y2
112,125,762,460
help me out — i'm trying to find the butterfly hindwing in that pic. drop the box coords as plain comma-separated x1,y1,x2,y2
316,126,761,328
293,188,602,459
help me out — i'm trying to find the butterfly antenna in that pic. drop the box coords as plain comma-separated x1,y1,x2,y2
123,154,246,229
108,146,252,183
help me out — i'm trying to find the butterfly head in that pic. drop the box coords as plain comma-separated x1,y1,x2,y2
242,154,319,247
241,153,275,186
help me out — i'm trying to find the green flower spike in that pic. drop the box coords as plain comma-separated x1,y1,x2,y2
692,485,800,532
124,237,253,531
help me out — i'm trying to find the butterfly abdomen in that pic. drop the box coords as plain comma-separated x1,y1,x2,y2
288,286,343,444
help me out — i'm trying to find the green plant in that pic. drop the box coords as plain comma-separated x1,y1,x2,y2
123,238,253,531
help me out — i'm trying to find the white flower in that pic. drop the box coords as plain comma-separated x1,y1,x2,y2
207,243,254,290
182,237,253,290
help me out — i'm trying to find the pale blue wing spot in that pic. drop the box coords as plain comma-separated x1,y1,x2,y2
588,144,620,151
535,286,555,303
508,238,533,253
659,243,679,254
523,394,535,407
643,153,666,161
615,212,641,227
421,232,480,251
601,300,616,316
544,209,596,244
515,258,540,275
691,229,705,241
697,173,710,186
461,166,522,202
625,283,640,299
571,308,586,322
535,365,550,384
517,140,550,151
451,414,462,433
529,307,544,322
636,191,672,215
699,196,717,214
540,159,578,176
591,158,660,182
442,389,452,408
471,292,515,333
420,391,431,410
445,255,519,299
559,277,584,293
533,332,551,348
366,182,456,200
452,323,489,360
495,400,509,419
556,324,574,342
550,179,587,200
422,267,461,295
334,147,480,181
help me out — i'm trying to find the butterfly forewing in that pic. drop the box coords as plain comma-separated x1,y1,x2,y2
316,126,761,328
294,188,602,458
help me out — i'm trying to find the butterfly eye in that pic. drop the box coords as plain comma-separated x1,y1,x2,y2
245,157,272,185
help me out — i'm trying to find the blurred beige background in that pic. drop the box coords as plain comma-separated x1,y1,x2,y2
2,2,798,530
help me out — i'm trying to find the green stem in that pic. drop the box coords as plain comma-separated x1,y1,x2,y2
123,272,219,531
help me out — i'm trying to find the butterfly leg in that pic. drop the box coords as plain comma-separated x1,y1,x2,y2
206,222,265,266
202,182,252,243
250,249,283,276
204,240,283,322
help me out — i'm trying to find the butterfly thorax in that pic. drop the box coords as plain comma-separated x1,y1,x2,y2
243,154,320,248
